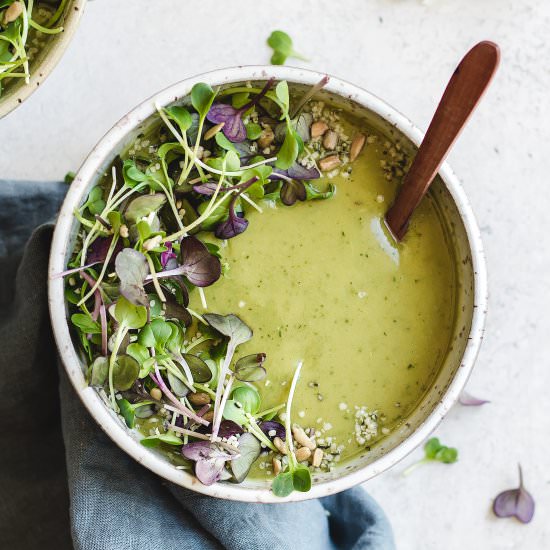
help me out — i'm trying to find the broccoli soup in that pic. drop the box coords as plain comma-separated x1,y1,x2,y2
197,131,456,474
62,78,456,497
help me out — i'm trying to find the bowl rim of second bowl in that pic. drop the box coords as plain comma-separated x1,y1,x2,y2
0,0,87,119
48,64,488,503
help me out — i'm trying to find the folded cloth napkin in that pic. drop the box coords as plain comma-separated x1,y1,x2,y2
0,181,395,550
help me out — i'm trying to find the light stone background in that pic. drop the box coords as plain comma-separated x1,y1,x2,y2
1,0,548,548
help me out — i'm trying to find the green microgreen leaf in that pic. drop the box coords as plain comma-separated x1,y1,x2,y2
234,353,267,382
89,356,109,386
140,432,183,448
222,399,248,426
292,464,312,492
117,398,155,428
267,31,308,66
203,314,252,347
272,471,295,497
71,313,102,334
115,249,150,307
113,296,148,330
305,182,336,201
403,437,459,476
125,193,167,223
191,83,216,119
275,81,290,117
230,432,261,483
138,318,172,350
122,159,148,187
231,385,261,415
165,106,193,132
182,354,212,383
83,186,106,215
275,124,299,169
245,123,262,140
112,355,140,391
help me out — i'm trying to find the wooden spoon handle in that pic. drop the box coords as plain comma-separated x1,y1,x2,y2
385,41,500,241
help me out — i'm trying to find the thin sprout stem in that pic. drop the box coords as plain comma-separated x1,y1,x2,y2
212,375,234,439
285,360,303,468
246,416,277,452
28,19,64,34
108,325,128,408
402,458,428,477
255,403,286,419
46,0,70,27
198,287,207,309
145,253,167,302
240,192,263,213
193,383,216,399
187,308,207,325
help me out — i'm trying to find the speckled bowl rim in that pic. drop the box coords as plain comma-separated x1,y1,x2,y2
0,0,86,119
48,65,488,503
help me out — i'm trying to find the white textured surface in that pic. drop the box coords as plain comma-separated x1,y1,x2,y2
1,0,547,547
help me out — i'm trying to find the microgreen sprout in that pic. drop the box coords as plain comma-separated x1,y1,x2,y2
402,437,458,476
272,361,312,497
267,30,308,66
493,465,535,523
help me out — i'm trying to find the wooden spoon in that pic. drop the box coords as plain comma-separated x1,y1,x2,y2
385,41,500,241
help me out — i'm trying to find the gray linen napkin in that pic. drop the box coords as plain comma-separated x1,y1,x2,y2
0,181,395,550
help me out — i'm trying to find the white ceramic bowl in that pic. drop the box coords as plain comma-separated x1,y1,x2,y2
48,66,487,502
0,0,86,119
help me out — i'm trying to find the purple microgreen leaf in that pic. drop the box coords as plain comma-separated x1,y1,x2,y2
234,353,267,382
218,420,244,439
180,236,222,287
181,440,214,461
231,432,261,483
115,248,150,307
206,80,274,143
214,210,248,239
287,163,321,180
259,420,286,441
88,236,123,265
280,179,307,206
214,176,259,239
195,457,228,486
493,465,535,523
459,391,490,406
181,441,237,486
163,294,192,327
160,242,177,268
193,182,219,196
206,103,247,143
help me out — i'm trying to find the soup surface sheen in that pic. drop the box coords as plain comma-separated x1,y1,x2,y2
196,134,457,464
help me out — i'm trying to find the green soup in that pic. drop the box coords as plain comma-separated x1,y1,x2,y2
192,130,457,470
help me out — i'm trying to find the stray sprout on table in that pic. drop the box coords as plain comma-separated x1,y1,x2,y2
267,30,308,66
402,437,458,476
